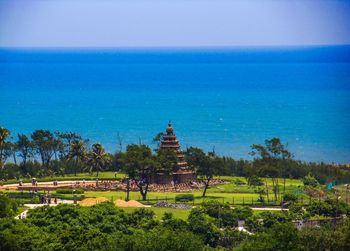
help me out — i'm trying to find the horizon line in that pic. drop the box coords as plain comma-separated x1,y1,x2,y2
1,44,350,51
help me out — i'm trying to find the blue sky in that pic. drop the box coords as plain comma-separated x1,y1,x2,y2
0,0,350,47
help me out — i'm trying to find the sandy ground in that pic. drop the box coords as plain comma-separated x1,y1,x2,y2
114,199,145,207
79,197,109,206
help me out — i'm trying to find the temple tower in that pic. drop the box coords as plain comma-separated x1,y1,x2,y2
155,121,196,184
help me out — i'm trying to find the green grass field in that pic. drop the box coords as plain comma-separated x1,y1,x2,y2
2,172,307,206
83,190,264,205
0,172,127,185
81,176,304,206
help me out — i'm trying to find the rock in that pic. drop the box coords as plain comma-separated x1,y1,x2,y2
153,201,192,209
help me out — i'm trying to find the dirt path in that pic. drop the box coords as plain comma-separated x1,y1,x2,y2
15,199,76,219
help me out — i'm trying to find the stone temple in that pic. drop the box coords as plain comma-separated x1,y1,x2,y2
154,121,196,184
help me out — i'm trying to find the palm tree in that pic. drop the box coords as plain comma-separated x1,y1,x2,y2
0,127,11,168
67,140,86,176
0,127,10,144
85,143,110,177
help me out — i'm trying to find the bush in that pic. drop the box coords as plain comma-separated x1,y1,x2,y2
247,176,264,186
303,174,319,187
0,193,18,218
7,192,38,199
56,188,84,194
232,206,253,221
55,194,85,201
283,193,298,203
202,200,231,218
306,199,350,217
175,194,194,202
233,179,246,185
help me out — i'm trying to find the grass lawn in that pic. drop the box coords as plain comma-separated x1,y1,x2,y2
120,207,191,221
2,172,308,206
84,190,273,205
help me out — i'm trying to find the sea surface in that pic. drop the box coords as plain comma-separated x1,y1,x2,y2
1,46,350,163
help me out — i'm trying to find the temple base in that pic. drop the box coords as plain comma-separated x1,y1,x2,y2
152,171,197,184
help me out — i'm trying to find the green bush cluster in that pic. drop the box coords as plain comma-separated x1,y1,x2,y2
302,173,319,187
55,188,85,194
1,197,350,251
307,199,350,217
175,194,194,202
283,192,298,203
0,193,18,218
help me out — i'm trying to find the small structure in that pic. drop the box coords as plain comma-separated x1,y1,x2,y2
154,121,196,184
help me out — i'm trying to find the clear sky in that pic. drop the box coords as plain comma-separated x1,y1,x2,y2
0,0,350,47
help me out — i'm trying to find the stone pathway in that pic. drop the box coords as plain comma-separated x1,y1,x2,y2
15,199,75,219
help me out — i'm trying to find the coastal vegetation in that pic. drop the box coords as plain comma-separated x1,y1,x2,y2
0,197,350,250
1,127,350,206
1,127,349,185
1,127,350,250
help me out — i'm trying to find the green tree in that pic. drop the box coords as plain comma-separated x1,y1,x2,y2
121,144,158,201
0,194,17,218
85,143,111,177
133,226,204,251
0,127,12,169
67,139,86,175
31,130,60,171
15,134,34,173
250,138,292,202
302,173,319,187
152,132,164,149
187,207,220,247
186,147,222,197
236,223,300,251
56,132,83,159
156,148,178,177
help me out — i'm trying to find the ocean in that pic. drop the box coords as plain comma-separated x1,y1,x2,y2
1,46,350,163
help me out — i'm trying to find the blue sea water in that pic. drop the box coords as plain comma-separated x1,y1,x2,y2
0,47,350,163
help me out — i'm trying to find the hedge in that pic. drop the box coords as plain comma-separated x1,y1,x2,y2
175,194,195,202
56,188,84,194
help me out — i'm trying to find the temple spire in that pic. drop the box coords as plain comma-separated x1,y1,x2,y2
156,121,196,183
166,120,174,135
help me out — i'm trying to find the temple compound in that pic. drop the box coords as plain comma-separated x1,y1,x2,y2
154,121,196,184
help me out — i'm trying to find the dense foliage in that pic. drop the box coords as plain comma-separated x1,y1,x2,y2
0,193,18,218
0,200,350,251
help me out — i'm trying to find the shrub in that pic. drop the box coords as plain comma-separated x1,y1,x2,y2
175,194,194,202
56,188,84,194
232,206,253,221
247,175,264,186
303,174,319,187
233,179,246,185
283,193,298,203
202,200,231,218
7,192,37,199
0,193,18,218
306,199,350,217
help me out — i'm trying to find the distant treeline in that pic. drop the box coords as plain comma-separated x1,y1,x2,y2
218,157,350,184
0,127,349,184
